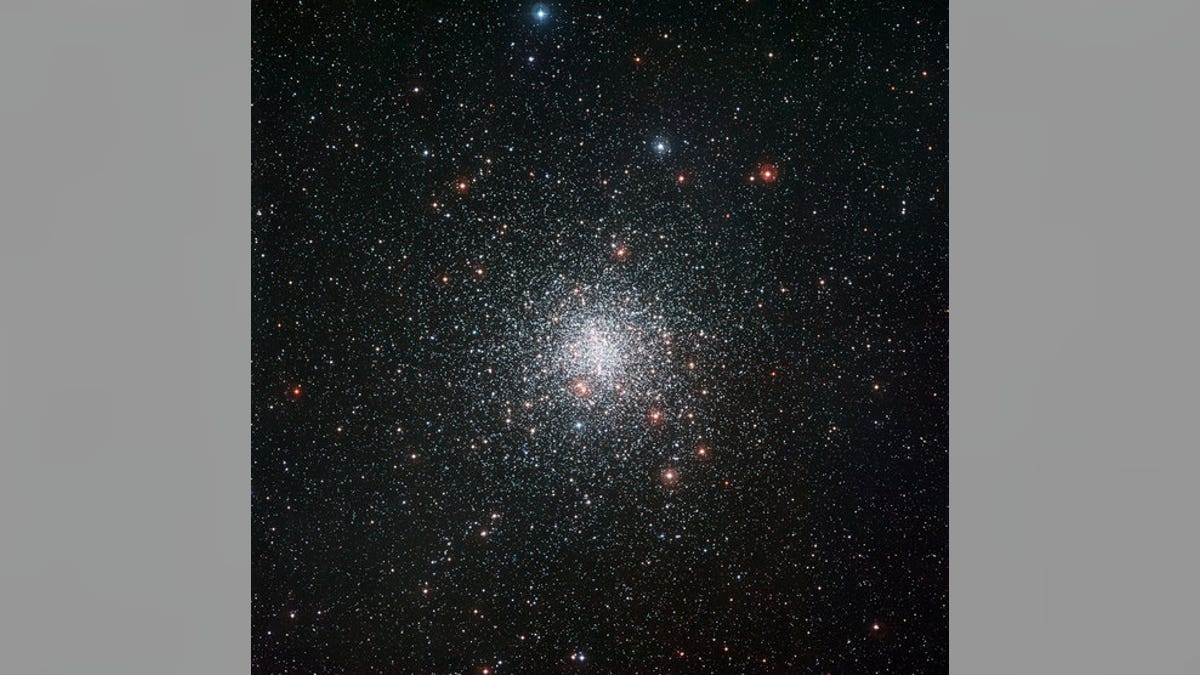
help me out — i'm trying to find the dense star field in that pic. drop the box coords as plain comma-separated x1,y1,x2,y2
252,1,947,672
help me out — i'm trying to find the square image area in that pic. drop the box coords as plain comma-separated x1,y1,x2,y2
252,2,947,672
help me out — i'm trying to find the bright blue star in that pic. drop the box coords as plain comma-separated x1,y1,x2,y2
533,6,549,23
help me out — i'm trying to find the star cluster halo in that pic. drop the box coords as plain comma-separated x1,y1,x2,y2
252,0,948,670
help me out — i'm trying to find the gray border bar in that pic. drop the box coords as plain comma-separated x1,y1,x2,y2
951,0,1200,672
1,1,249,672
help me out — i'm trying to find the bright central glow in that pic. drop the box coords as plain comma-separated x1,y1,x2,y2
564,319,625,382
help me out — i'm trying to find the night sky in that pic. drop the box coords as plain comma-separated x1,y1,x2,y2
252,1,947,672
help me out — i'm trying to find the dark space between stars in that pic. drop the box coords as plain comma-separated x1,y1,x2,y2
252,1,947,672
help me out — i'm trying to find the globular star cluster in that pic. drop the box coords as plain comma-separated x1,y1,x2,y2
253,2,947,673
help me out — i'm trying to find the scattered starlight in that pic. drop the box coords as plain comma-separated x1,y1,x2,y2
253,1,947,672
